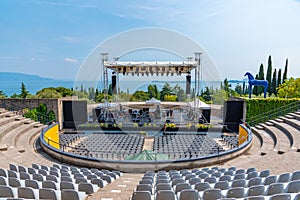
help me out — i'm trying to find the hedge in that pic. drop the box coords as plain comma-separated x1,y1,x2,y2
246,98,300,125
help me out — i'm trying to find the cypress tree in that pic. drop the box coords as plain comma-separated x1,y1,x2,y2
21,82,29,98
258,63,265,95
242,81,245,95
266,55,272,94
271,69,277,95
277,69,282,88
283,58,288,83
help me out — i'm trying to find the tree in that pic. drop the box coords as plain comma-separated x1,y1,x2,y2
10,93,21,98
173,84,185,101
23,103,56,124
277,69,282,88
36,88,62,98
223,78,229,92
55,87,72,97
270,68,277,95
95,93,111,102
245,85,249,95
257,63,265,95
266,55,272,94
235,84,242,95
95,89,99,101
277,78,300,98
164,95,177,101
117,91,131,102
88,87,95,100
283,58,288,83
21,82,29,98
130,91,149,101
0,90,6,98
154,85,160,100
108,84,113,96
211,89,226,105
201,87,212,102
72,90,89,99
147,85,156,98
160,83,173,101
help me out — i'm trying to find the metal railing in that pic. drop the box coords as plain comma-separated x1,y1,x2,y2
246,101,300,126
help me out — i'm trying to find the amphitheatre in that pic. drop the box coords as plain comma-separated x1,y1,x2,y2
0,28,300,200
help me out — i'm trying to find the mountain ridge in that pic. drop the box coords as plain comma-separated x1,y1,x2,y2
0,72,57,82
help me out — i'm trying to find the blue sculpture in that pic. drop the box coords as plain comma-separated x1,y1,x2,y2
244,72,269,98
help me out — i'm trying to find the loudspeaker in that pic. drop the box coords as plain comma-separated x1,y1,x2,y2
63,101,87,129
186,75,191,94
202,109,211,123
223,100,245,132
112,75,117,94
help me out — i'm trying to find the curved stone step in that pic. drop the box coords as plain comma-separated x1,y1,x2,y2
251,127,263,147
0,118,32,141
288,113,300,120
273,121,300,151
0,123,34,151
279,116,300,131
251,127,275,155
3,125,55,167
15,124,44,153
269,120,293,147
246,133,261,155
0,110,10,117
0,115,19,126
261,123,291,154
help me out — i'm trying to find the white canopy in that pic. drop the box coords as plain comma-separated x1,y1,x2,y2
97,102,120,109
188,98,210,109
146,97,161,104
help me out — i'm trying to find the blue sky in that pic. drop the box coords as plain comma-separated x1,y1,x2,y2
0,0,300,80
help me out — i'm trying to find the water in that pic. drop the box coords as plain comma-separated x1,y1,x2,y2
0,80,222,97
0,80,75,97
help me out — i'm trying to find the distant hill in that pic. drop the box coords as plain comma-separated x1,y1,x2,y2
0,72,74,96
0,72,55,82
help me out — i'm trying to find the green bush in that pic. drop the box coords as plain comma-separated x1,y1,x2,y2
23,103,56,124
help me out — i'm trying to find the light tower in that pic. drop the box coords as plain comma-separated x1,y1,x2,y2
101,53,109,101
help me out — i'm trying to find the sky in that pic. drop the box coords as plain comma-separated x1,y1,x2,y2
0,0,300,81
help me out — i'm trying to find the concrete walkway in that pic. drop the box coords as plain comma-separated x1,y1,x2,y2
86,173,143,200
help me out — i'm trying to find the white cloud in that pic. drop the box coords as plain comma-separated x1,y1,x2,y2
64,57,78,63
61,36,78,43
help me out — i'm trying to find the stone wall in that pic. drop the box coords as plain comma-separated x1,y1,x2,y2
0,97,78,129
